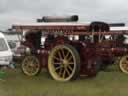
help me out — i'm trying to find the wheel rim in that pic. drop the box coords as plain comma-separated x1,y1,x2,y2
48,45,77,81
119,55,128,74
22,56,40,76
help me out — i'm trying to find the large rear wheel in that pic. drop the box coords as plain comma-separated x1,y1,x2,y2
21,55,41,76
48,44,80,82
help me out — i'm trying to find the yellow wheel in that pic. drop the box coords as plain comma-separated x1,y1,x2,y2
119,55,128,74
21,55,41,76
48,44,80,82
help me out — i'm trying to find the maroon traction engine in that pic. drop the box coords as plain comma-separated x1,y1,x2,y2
12,16,128,82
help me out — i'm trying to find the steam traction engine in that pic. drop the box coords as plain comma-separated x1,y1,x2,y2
12,15,128,81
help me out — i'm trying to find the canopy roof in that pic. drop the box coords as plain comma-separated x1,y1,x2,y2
12,22,90,31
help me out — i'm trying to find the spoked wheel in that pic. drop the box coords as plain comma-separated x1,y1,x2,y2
21,55,41,76
48,44,80,82
119,55,128,74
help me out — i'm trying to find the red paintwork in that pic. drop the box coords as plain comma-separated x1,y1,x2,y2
12,23,128,76
12,25,89,32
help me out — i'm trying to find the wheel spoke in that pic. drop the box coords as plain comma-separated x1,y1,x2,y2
25,59,30,64
65,67,70,76
27,57,32,62
55,66,62,71
23,62,28,66
64,51,70,59
68,65,73,71
122,59,128,65
122,63,128,66
61,49,65,58
33,60,38,64
35,64,39,68
123,63,128,67
123,65,128,71
125,58,128,64
122,61,127,64
28,68,33,73
53,56,61,61
59,67,63,76
67,55,73,62
54,62,62,65
62,70,66,78
58,51,63,60
126,67,128,71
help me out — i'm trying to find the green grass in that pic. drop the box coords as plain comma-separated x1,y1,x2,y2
0,65,128,96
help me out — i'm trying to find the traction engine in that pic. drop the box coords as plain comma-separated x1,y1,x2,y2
12,15,128,81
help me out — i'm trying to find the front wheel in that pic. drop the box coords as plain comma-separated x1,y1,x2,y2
119,55,128,74
21,55,41,76
48,44,80,82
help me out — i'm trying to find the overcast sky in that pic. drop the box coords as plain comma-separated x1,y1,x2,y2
0,0,128,30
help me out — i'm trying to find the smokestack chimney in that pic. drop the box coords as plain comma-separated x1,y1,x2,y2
37,15,79,22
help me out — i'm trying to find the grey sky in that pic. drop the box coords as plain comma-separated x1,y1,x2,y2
0,0,128,30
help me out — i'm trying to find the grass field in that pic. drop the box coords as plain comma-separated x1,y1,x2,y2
0,65,128,96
